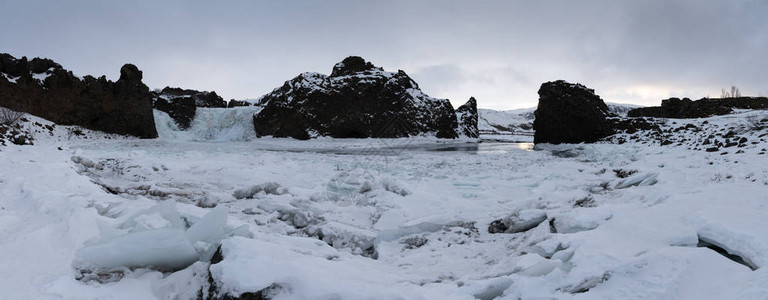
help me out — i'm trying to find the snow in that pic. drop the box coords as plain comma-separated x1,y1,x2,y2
32,71,51,83
1,110,767,299
1,72,19,83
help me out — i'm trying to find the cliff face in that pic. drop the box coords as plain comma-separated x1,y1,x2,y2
0,53,157,138
252,56,461,139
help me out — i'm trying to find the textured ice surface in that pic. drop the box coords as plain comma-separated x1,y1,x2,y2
1,111,768,299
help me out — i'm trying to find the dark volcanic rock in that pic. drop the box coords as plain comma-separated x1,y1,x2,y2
628,97,768,118
156,86,227,108
456,97,479,138
228,99,252,108
609,117,662,135
0,53,157,138
533,80,612,144
330,56,382,77
152,96,196,130
253,56,459,139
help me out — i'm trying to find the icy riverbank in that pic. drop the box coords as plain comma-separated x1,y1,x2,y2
1,111,767,299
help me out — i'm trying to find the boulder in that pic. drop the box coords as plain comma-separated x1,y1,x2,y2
456,97,479,138
533,80,612,144
0,53,157,138
253,56,459,139
627,97,768,118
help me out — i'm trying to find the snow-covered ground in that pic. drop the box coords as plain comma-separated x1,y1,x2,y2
1,109,767,299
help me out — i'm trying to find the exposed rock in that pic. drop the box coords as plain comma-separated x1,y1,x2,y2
0,120,34,147
157,87,227,108
609,117,662,135
153,96,196,130
227,99,252,108
628,97,768,118
0,53,157,138
533,80,612,144
456,97,479,138
252,56,459,139
330,56,382,77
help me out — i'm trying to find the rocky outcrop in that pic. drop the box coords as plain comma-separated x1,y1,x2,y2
533,80,612,144
157,87,227,108
0,53,157,138
151,87,229,130
628,97,768,119
253,56,460,139
456,97,479,138
227,99,252,108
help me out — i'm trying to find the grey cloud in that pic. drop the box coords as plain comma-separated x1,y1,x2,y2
1,0,765,109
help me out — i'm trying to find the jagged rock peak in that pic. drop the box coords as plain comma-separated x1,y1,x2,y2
330,56,383,77
119,64,143,83
456,97,479,138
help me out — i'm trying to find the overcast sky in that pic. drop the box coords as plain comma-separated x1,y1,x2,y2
2,0,766,110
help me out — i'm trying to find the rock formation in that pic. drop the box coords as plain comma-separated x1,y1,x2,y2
253,56,461,139
0,53,157,138
227,99,252,108
456,97,479,138
628,97,768,119
533,80,612,144
156,87,227,108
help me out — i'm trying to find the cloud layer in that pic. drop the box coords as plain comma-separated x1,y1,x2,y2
2,0,766,109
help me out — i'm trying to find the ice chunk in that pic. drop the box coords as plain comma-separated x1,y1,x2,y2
553,208,612,234
121,200,186,232
76,202,234,272
614,172,658,189
186,206,227,244
515,254,562,277
489,209,547,233
75,228,199,271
